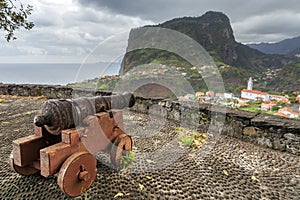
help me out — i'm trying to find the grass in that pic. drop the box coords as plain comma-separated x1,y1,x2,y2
175,127,207,148
178,134,194,147
239,100,280,115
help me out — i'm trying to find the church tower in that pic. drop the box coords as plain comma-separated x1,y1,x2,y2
247,77,253,90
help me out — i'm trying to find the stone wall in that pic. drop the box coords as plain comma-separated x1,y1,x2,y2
132,96,300,156
0,84,299,155
0,84,112,99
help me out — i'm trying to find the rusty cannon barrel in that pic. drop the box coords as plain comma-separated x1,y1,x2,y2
34,93,135,135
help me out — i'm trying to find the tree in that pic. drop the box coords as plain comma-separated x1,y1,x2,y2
0,0,34,41
271,106,280,112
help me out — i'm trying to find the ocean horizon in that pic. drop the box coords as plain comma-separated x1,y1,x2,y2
0,63,120,85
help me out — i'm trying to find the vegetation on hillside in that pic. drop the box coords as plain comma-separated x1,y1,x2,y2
266,62,300,92
122,48,192,71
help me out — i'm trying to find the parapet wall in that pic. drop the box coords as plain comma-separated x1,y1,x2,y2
0,84,112,98
133,97,300,155
0,84,299,155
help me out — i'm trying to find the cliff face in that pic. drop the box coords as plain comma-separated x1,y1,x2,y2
158,11,238,65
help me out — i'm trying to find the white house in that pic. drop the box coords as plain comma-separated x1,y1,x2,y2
241,89,270,101
275,107,299,119
224,93,233,99
237,98,250,107
269,95,285,101
184,94,195,100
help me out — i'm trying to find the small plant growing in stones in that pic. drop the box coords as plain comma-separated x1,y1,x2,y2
120,151,135,170
175,127,207,148
178,134,194,147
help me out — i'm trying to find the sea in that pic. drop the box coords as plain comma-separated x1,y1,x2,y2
0,63,120,85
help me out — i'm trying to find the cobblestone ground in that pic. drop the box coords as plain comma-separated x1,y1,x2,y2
0,95,299,199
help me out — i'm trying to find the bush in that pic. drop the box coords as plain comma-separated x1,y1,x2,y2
271,106,280,112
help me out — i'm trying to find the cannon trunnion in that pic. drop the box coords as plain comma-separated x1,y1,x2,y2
10,93,135,197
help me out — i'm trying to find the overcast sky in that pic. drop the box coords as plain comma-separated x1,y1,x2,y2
1,0,300,63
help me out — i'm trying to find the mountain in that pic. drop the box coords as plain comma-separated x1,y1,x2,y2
248,36,300,55
120,11,297,94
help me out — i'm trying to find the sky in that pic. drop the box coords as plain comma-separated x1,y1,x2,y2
1,0,300,63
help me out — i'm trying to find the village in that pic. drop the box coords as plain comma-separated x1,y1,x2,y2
181,77,300,119
77,64,300,119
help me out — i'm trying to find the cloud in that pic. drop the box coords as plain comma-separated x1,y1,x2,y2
2,0,300,63
1,0,152,63
233,10,300,43
76,0,300,43
76,0,300,21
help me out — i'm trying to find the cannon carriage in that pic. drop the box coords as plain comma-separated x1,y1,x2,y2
10,93,135,197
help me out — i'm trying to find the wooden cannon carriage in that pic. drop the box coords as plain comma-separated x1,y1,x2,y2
10,93,135,197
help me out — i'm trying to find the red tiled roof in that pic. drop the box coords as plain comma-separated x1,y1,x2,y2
279,107,299,116
239,98,249,101
241,89,268,95
195,92,204,96
270,95,283,98
262,101,277,105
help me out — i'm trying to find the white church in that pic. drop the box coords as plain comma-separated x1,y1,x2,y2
241,77,270,101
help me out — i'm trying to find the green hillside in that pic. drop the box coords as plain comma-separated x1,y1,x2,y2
266,62,300,92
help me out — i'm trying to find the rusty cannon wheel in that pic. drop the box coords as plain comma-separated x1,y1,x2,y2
57,152,97,197
9,152,39,176
110,133,132,168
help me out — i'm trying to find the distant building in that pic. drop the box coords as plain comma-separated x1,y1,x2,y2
281,97,290,103
237,98,250,107
215,92,224,98
261,101,277,111
181,72,187,76
224,93,233,99
275,107,299,119
241,89,270,101
206,91,215,97
247,77,253,90
269,95,288,102
184,94,195,100
195,92,205,97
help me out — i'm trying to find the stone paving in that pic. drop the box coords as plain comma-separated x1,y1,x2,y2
0,95,299,199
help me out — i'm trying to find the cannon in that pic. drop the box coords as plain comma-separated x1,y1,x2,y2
10,93,135,197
